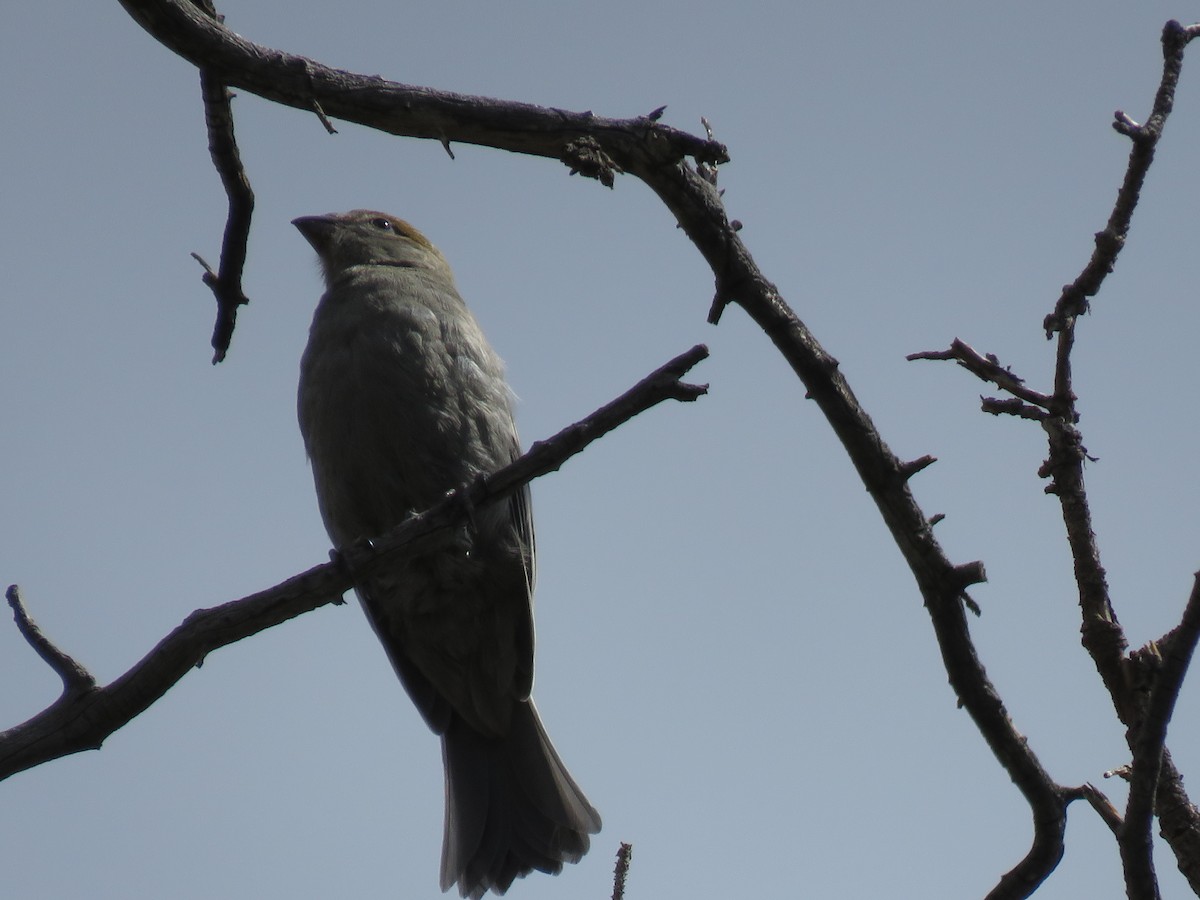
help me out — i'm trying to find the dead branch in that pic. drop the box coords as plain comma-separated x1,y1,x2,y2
185,0,255,363
907,20,1200,896
0,345,708,781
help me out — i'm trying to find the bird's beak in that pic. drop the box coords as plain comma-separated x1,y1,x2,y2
292,214,339,252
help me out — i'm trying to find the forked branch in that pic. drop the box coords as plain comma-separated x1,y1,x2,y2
911,20,1200,897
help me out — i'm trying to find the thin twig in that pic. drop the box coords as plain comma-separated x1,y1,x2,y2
5,586,95,697
908,339,1052,410
190,0,254,363
311,98,337,134
611,842,633,900
1063,782,1123,836
1043,21,1200,339
898,454,937,480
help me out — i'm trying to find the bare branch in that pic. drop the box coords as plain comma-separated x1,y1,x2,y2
981,397,1050,422
0,563,345,781
1122,576,1200,898
908,339,1052,410
197,67,254,364
120,0,722,356
1042,26,1200,724
0,346,708,781
5,586,95,697
310,98,337,134
1043,20,1200,338
912,20,1200,892
898,454,937,480
116,0,726,174
985,795,1071,900
1154,751,1200,892
637,132,1073,900
610,842,633,900
652,182,1074,894
184,0,255,364
1064,782,1124,837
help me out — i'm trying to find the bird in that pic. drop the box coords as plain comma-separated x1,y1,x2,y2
294,209,600,898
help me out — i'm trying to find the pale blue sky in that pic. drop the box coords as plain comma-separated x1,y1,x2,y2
5,3,1200,898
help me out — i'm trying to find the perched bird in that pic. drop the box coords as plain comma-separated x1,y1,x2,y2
294,210,600,898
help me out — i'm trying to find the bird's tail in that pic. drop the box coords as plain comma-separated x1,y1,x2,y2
440,700,601,898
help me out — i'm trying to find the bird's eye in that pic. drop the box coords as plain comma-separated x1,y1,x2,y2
370,217,393,231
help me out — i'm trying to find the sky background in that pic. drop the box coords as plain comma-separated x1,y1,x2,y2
4,3,1200,898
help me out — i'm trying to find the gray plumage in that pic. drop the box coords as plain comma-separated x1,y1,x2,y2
294,210,599,898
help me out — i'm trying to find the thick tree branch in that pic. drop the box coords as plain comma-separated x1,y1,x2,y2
120,0,726,356
0,346,708,781
623,145,1073,898
628,104,1074,900
117,0,726,173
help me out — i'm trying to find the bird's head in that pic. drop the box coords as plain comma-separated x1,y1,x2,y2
292,209,452,285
